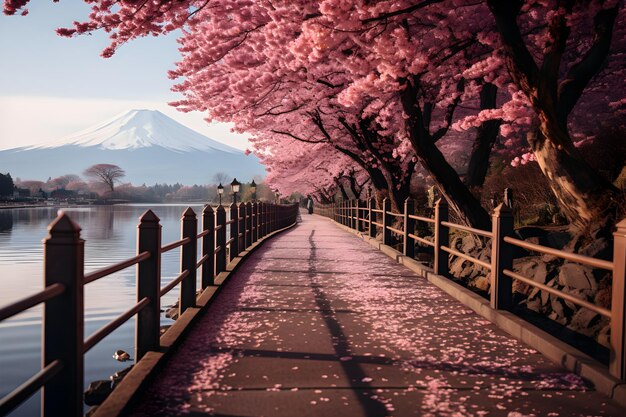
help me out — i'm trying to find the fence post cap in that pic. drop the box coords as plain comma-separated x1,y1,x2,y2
202,204,214,215
615,218,626,234
48,211,81,235
434,198,447,207
492,202,513,217
139,209,160,224
230,202,238,209
182,207,196,218
216,204,226,212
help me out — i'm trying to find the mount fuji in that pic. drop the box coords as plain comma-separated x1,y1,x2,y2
0,109,265,184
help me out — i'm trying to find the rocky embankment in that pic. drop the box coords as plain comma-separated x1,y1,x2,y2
445,227,612,350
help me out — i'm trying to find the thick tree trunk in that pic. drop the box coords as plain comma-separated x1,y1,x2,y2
529,122,620,231
347,172,361,199
337,182,349,201
417,139,491,230
488,0,622,232
466,83,501,189
401,80,491,230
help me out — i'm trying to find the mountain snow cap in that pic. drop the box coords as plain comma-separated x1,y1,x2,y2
27,109,239,153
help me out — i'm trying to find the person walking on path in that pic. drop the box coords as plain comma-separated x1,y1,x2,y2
306,195,314,214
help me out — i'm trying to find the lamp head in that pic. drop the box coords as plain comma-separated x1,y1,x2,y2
231,178,241,194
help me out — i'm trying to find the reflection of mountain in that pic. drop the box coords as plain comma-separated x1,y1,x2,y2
0,212,13,232
0,109,265,184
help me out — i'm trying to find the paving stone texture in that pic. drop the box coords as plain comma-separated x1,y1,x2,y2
130,212,625,417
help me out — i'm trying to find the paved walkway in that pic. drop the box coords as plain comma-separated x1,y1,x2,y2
131,213,624,417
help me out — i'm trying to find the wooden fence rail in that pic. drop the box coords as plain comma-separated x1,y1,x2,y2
0,202,299,417
315,197,626,382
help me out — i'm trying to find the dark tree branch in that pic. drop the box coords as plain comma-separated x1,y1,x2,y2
487,0,540,97
557,4,619,122
362,0,444,23
270,129,328,144
432,79,464,142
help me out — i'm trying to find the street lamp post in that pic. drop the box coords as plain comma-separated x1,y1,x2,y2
250,179,257,202
217,183,224,205
231,178,241,204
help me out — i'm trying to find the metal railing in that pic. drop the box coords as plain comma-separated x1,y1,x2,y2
315,197,626,381
0,201,299,417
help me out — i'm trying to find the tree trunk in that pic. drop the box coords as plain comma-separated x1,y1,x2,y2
466,83,501,189
401,80,491,230
488,0,622,232
529,122,620,231
337,182,349,201
417,139,491,230
348,172,361,199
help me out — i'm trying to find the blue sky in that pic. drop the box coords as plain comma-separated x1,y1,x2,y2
0,2,250,150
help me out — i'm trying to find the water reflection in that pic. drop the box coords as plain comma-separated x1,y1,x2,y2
0,211,12,232
0,204,207,417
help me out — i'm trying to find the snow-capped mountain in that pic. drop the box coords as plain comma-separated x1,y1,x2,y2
0,109,265,185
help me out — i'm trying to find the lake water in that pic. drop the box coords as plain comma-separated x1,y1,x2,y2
0,204,215,416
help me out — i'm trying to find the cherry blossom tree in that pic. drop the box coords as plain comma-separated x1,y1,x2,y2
84,163,125,192
6,0,624,231
454,0,625,230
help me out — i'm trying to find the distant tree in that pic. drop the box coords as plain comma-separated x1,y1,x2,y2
212,172,230,186
84,164,125,192
16,180,45,195
48,174,80,190
0,173,14,197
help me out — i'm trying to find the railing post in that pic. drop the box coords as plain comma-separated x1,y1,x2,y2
180,208,197,314
382,198,392,246
339,201,343,225
230,203,239,261
263,202,268,236
490,203,514,310
610,219,626,379
216,205,227,275
252,202,258,243
274,203,279,231
369,197,376,238
246,202,253,247
201,205,215,288
267,203,271,233
359,200,366,232
43,212,84,417
258,202,265,238
136,210,161,361
434,198,449,276
352,199,357,230
404,198,415,258
238,203,246,251
338,201,341,223
272,204,277,232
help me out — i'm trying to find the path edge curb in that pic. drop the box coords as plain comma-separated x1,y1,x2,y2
323,216,626,408
91,220,300,417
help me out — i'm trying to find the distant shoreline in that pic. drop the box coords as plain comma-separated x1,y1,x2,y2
0,201,220,210
0,202,76,210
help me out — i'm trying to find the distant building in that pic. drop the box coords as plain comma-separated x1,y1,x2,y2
50,189,77,199
13,188,30,198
